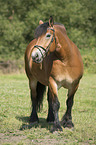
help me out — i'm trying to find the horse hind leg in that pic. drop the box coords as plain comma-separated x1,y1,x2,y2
29,80,46,123
61,84,79,128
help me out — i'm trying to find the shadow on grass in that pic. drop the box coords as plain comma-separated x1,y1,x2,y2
16,116,53,131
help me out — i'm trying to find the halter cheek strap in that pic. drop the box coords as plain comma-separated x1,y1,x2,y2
34,45,45,58
34,28,56,58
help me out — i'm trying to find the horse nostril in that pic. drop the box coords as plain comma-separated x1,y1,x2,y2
32,52,39,62
36,53,39,58
32,53,36,61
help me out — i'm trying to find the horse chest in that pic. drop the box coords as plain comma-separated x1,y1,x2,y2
32,65,49,85
55,73,73,89
51,63,74,89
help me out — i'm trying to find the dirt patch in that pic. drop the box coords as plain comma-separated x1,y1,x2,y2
0,133,70,145
30,139,70,145
0,132,31,145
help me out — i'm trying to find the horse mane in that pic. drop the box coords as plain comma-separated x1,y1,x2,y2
34,22,65,38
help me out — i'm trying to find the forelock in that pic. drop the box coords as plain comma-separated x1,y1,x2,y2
34,22,49,38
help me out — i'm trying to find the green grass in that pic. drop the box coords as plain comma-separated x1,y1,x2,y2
0,74,96,145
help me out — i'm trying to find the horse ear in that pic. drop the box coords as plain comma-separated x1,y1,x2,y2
39,20,44,25
49,16,54,27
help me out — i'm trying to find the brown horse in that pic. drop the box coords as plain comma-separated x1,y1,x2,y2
25,16,83,132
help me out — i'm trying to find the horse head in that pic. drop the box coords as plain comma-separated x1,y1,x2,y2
31,16,56,63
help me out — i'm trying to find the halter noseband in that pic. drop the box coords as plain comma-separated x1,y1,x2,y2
34,28,56,59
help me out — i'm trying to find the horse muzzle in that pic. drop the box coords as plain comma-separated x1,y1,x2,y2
31,47,44,63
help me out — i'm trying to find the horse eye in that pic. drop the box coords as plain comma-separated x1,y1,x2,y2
46,34,51,39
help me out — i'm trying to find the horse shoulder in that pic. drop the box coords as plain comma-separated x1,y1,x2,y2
50,52,83,89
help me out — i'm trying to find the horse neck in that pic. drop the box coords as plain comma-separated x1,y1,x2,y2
55,26,72,61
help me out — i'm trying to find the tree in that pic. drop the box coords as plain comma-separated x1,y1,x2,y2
0,0,96,60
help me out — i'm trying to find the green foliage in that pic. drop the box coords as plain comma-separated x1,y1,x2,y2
0,0,96,61
80,48,96,73
0,17,26,59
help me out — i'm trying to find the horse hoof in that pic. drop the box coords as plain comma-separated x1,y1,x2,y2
50,124,63,133
46,118,54,123
29,117,39,123
20,121,39,130
29,121,39,125
61,120,74,128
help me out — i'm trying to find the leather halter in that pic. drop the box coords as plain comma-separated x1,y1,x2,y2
34,28,56,59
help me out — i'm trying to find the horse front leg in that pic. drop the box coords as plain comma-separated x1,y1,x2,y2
61,84,79,128
47,87,54,123
49,77,63,132
29,79,39,123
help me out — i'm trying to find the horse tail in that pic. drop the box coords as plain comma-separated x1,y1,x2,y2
36,81,46,112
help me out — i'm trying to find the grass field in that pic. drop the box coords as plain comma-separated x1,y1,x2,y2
0,73,96,145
